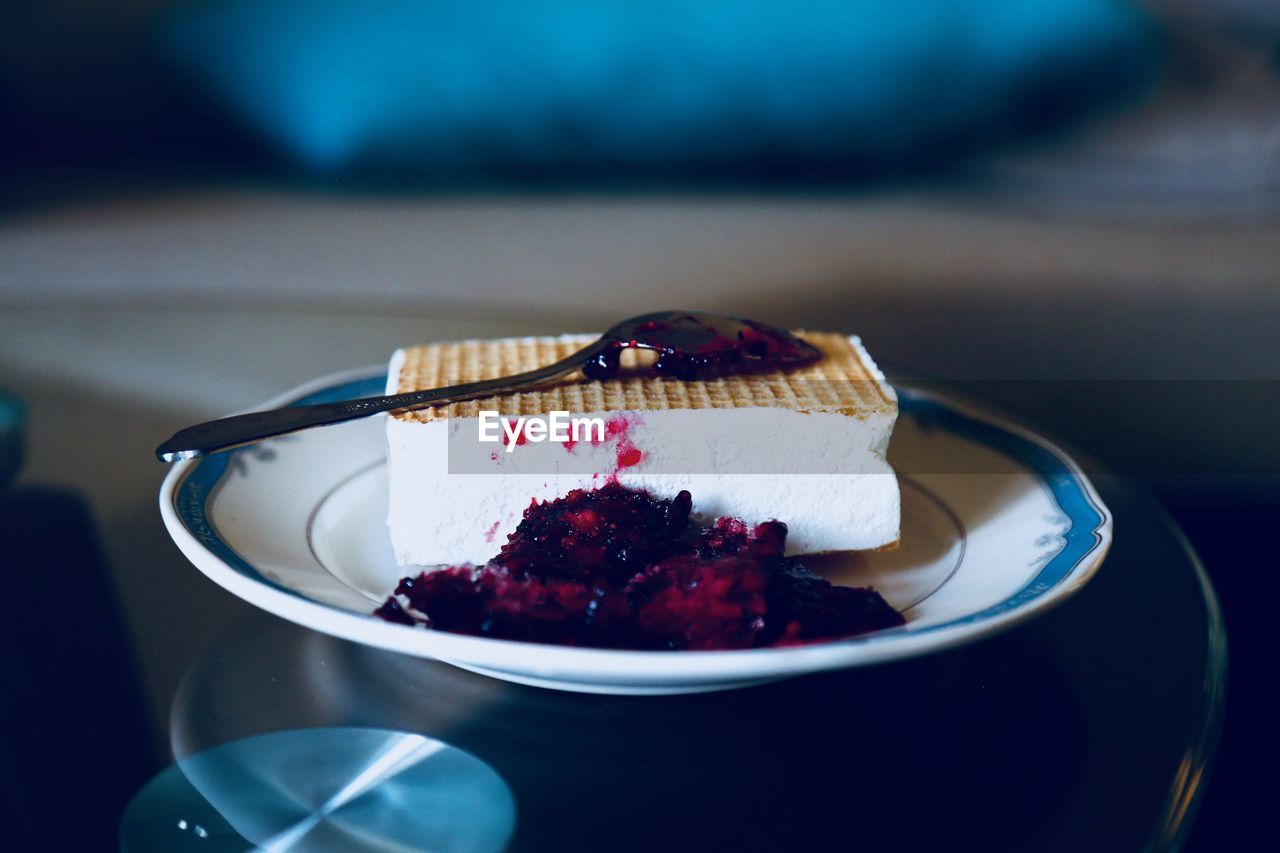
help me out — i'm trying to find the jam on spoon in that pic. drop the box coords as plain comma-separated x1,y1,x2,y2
584,311,823,380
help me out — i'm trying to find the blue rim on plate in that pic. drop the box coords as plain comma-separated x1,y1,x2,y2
168,373,1110,646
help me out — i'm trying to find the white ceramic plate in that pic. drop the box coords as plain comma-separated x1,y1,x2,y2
160,367,1111,694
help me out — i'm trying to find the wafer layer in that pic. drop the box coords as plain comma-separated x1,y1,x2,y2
388,332,893,423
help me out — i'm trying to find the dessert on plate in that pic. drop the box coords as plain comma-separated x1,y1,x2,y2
376,326,905,651
385,331,899,566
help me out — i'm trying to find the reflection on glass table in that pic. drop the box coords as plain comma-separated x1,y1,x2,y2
123,477,1223,851
122,728,515,851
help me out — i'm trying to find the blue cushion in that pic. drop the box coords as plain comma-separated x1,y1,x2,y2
164,0,1159,178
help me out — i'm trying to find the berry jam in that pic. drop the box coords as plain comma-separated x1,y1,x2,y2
493,482,690,585
583,312,822,380
376,483,904,650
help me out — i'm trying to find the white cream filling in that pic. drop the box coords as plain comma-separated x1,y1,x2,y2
386,404,899,567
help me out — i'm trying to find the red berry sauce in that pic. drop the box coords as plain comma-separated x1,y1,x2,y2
375,483,904,650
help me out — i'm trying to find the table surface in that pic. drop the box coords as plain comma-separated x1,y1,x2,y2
121,474,1224,852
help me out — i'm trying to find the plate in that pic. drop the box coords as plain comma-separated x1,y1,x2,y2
159,367,1112,694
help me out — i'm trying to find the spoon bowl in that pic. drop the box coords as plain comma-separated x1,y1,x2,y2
588,311,822,379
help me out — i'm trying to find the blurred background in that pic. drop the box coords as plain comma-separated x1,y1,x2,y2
1,0,1276,848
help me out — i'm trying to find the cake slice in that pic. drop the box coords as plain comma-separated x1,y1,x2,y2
385,332,899,567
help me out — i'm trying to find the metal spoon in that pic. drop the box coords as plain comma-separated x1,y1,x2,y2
155,310,820,462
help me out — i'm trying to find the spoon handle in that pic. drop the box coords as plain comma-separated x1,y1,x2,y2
156,346,601,462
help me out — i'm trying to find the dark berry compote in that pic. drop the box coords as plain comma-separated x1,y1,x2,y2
375,483,904,650
583,311,822,380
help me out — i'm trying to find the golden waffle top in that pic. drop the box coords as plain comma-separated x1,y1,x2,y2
388,332,894,423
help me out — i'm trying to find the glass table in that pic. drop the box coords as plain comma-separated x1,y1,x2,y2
121,476,1224,851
